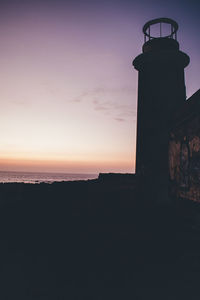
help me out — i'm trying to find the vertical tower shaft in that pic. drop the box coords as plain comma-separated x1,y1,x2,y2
133,18,190,204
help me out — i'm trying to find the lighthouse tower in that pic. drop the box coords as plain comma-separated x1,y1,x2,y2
133,18,190,204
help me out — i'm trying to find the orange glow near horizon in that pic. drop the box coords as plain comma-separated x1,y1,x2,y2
0,155,135,174
0,1,198,175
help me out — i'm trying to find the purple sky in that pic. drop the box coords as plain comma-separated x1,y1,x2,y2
0,0,199,173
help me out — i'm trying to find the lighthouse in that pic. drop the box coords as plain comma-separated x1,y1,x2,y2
133,18,190,204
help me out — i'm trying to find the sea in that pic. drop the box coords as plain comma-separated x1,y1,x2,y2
0,171,98,184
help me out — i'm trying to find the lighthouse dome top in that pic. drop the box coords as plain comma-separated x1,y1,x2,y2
143,18,178,42
133,17,189,70
142,18,180,53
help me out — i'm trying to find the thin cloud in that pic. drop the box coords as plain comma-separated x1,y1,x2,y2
9,100,28,106
73,86,136,122
94,105,108,111
115,117,126,122
72,97,81,103
71,91,90,103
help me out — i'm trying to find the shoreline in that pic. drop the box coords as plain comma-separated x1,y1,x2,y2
0,172,135,185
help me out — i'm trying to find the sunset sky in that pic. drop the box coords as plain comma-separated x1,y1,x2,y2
0,0,199,174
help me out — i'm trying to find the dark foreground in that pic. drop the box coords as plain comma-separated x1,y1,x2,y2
0,179,200,299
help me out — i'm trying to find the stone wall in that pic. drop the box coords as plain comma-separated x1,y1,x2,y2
169,91,200,202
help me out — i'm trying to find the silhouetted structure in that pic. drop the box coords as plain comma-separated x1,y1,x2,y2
133,18,200,204
169,89,200,202
133,18,190,204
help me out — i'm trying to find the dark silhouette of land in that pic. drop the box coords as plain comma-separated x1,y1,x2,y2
0,179,200,299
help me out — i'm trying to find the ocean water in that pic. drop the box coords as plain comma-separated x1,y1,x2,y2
0,171,98,184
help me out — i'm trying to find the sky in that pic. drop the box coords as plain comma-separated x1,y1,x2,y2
0,0,199,174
